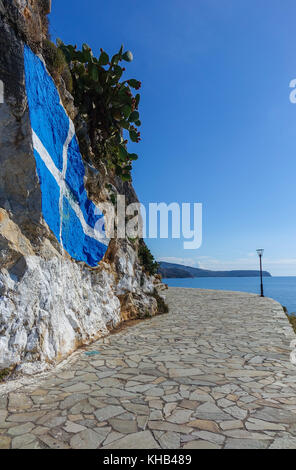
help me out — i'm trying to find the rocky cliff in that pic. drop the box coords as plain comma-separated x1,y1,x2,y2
0,0,164,375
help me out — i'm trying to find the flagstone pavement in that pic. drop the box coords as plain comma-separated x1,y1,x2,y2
1,287,296,450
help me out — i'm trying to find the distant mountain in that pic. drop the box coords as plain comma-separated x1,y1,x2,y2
158,261,272,279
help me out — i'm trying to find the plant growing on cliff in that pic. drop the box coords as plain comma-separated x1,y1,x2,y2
43,40,73,92
138,240,159,276
285,309,296,335
57,41,142,182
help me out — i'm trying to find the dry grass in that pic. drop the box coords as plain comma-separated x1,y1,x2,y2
0,368,11,383
287,314,296,335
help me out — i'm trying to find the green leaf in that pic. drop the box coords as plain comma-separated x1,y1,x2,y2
98,51,110,66
118,144,128,161
127,79,140,89
113,65,123,77
111,54,120,66
135,120,141,127
83,50,93,63
119,120,130,130
122,105,132,119
129,130,138,142
128,153,138,161
89,63,99,82
128,111,140,123
121,173,132,181
135,93,140,107
56,38,64,47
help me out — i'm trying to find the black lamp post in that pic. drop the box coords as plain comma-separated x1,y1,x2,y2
256,249,264,297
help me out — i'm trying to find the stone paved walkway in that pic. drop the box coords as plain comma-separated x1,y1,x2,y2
1,287,296,449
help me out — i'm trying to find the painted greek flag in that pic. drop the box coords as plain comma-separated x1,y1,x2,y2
24,45,109,267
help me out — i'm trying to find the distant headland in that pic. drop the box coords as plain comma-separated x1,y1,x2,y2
158,261,272,279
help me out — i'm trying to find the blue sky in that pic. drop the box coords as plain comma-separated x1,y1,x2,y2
50,0,296,275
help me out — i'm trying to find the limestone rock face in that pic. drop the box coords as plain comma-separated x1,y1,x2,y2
0,1,162,373
0,257,121,372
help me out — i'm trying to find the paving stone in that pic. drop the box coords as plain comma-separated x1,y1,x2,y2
183,440,221,449
11,433,36,449
164,403,177,417
225,438,270,449
8,394,33,411
137,415,148,430
59,394,87,410
246,418,286,431
102,430,160,449
38,435,71,449
190,391,214,402
8,422,35,436
0,396,8,409
157,431,181,449
94,405,125,422
225,406,248,420
32,426,50,436
192,431,225,445
219,420,244,431
194,402,230,421
167,409,193,424
7,411,46,423
217,398,233,408
108,418,137,434
223,430,272,440
63,421,87,433
70,429,106,449
62,383,91,393
103,431,124,446
150,410,163,421
0,409,10,428
20,440,42,449
269,436,296,449
0,436,11,449
252,407,296,424
148,421,193,434
169,368,202,378
41,415,67,428
189,419,220,433
123,403,149,415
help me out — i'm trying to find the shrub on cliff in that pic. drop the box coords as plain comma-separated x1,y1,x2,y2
43,39,73,92
138,241,159,276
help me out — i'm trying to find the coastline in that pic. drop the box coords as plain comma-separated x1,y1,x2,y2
163,277,296,315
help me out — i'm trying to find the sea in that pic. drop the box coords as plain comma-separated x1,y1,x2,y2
163,276,296,315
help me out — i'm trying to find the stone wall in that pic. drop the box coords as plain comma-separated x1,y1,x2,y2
0,0,161,374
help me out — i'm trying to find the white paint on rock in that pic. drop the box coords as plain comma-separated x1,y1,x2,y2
0,256,121,372
115,244,155,296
